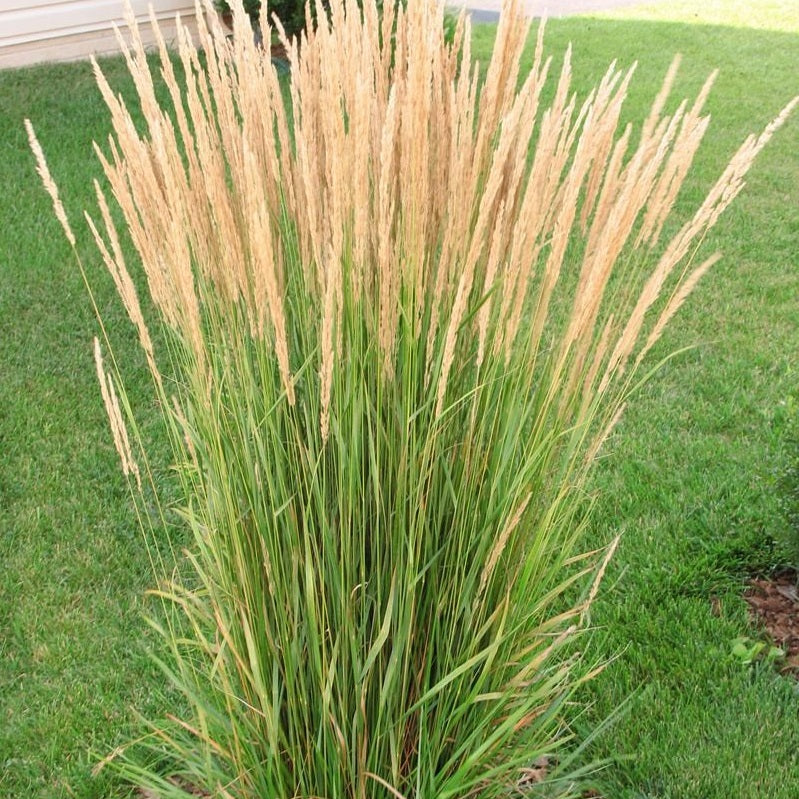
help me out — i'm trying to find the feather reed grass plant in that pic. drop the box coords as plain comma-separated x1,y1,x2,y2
28,0,797,795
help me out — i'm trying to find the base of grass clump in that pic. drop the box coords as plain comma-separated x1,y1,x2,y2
26,0,797,796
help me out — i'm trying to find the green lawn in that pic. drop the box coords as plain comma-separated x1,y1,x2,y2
2,6,799,798
0,57,174,799
590,0,799,33
494,7,799,798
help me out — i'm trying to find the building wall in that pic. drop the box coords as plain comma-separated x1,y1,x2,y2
0,0,201,69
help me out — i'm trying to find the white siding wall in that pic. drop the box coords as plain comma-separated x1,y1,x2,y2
0,0,201,69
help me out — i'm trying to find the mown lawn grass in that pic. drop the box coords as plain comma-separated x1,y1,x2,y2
475,9,799,799
0,58,175,799
1,7,798,798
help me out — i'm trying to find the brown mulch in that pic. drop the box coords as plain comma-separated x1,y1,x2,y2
744,570,799,673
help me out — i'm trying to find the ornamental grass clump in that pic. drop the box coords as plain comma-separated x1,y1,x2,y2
29,0,797,795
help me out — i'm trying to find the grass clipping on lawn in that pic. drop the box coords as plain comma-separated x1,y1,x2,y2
28,0,797,795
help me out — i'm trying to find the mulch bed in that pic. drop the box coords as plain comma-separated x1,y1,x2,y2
744,570,799,673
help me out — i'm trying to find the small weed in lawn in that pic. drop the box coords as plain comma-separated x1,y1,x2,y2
729,635,784,668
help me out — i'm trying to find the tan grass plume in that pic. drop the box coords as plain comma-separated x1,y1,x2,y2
30,0,797,448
